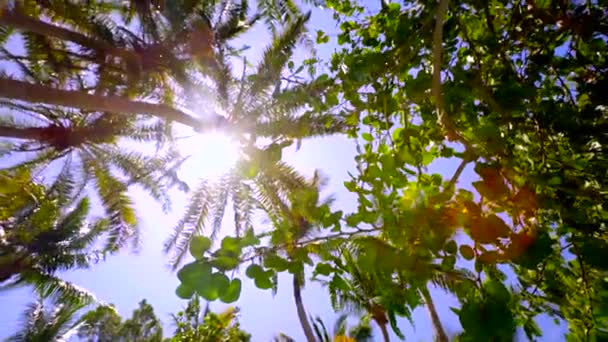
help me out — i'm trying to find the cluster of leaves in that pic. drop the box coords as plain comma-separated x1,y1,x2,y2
0,168,113,305
8,294,250,342
169,296,251,342
312,0,607,340
1,0,607,340
170,0,607,341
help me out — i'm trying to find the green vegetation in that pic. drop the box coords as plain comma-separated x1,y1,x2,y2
1,0,607,341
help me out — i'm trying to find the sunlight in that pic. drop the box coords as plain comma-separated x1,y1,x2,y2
178,131,241,181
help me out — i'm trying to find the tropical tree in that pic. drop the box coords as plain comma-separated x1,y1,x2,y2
168,295,250,342
6,296,88,342
0,168,110,304
325,246,411,342
77,299,163,342
310,314,373,342
163,10,345,268
312,0,608,340
76,304,123,342
275,314,373,342
271,170,335,342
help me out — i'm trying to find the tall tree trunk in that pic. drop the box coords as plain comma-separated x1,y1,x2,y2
0,125,47,141
0,257,27,283
0,78,225,130
421,286,448,342
378,323,391,342
0,6,134,61
292,274,316,342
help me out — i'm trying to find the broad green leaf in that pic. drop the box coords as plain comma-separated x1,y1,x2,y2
445,240,457,255
189,236,212,259
459,245,475,260
220,278,242,303
361,133,373,141
263,253,289,271
245,264,264,279
175,284,195,299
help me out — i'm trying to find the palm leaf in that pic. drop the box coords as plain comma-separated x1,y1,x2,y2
250,12,311,97
164,180,212,268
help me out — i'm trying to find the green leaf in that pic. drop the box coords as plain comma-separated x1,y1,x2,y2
175,284,195,300
330,275,349,291
263,253,289,271
361,133,373,141
177,261,212,287
189,236,212,259
221,236,242,253
445,240,457,255
245,264,264,279
459,245,475,260
220,278,242,303
484,279,510,303
211,252,240,271
254,275,274,290
197,273,230,301
314,263,334,276
547,176,562,186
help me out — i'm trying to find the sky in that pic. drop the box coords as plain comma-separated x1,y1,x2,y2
0,2,568,341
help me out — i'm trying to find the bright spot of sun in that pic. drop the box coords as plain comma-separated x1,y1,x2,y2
178,131,240,181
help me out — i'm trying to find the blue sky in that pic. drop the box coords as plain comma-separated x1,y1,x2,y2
0,3,569,341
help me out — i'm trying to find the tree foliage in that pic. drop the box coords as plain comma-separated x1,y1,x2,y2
1,0,607,341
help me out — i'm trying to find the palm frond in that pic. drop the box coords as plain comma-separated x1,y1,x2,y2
256,113,347,140
83,153,137,251
312,316,331,342
20,271,98,307
164,180,212,269
209,174,231,241
215,0,261,42
250,12,310,97
333,313,349,337
231,180,255,237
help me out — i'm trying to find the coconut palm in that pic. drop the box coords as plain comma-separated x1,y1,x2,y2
275,314,373,342
163,11,345,268
311,314,374,342
0,110,187,250
326,246,410,342
255,169,335,342
0,0,322,131
0,168,112,304
169,295,251,341
6,297,87,342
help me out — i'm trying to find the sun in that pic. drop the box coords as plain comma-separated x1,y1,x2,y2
177,131,241,181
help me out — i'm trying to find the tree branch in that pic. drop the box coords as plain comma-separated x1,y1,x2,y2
432,0,474,152
0,78,226,131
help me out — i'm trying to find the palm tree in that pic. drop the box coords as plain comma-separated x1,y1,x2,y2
0,0,326,132
275,314,373,342
311,314,374,342
163,11,345,268
0,105,191,250
0,169,112,304
6,297,87,342
326,245,417,342
169,295,251,341
420,286,448,342
257,169,335,342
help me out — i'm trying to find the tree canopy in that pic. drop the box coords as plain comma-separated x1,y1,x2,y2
1,0,607,341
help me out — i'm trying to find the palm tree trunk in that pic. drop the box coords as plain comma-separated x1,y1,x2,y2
0,78,225,130
378,323,391,342
292,274,316,342
0,125,47,141
0,6,134,61
421,286,448,342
